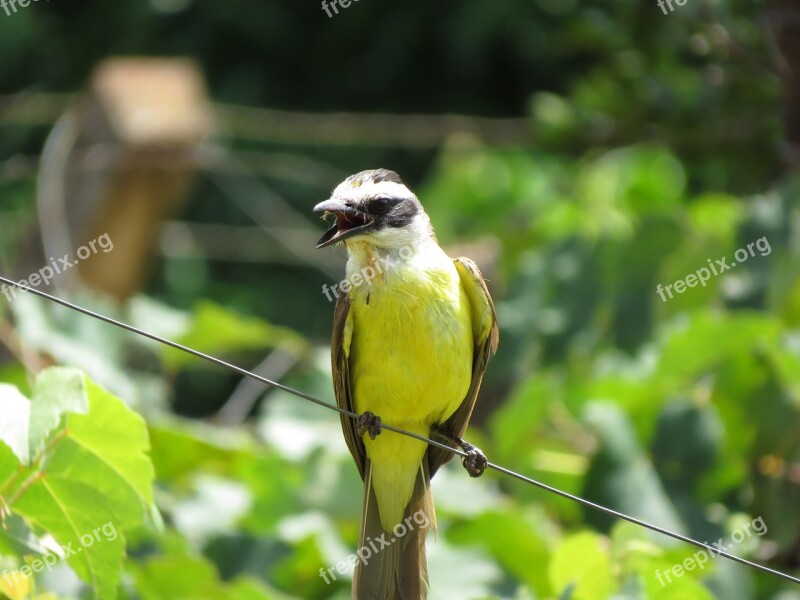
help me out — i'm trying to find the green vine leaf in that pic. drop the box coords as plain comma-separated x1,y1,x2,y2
28,367,88,459
0,367,155,599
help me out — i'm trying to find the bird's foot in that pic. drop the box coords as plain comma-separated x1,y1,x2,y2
356,411,383,440
455,437,488,478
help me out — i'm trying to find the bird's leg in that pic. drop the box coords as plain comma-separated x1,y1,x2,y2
454,436,488,478
356,411,382,440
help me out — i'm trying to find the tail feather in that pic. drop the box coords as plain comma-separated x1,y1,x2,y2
353,459,435,600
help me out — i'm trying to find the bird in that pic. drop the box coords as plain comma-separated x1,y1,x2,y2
314,168,499,600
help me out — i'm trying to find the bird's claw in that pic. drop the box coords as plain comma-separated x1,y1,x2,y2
356,411,383,440
456,437,488,478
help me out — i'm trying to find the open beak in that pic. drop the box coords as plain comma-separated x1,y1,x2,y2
313,199,373,248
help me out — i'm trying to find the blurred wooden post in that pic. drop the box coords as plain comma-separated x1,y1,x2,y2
38,57,214,301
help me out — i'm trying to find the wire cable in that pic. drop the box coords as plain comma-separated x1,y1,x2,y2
0,275,798,586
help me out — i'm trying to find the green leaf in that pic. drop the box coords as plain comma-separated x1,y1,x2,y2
582,403,686,536
131,554,223,600
0,438,20,486
164,301,307,369
644,566,715,599
0,384,30,465
11,295,144,404
447,509,551,595
57,378,155,521
13,478,125,599
228,576,298,600
5,370,154,598
28,367,88,458
549,531,615,600
0,366,90,468
130,553,301,600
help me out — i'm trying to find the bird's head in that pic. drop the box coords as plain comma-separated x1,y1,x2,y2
314,169,433,251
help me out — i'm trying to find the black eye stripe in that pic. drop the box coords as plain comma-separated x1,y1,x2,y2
367,197,392,214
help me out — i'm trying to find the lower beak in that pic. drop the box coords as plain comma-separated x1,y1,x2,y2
313,199,373,248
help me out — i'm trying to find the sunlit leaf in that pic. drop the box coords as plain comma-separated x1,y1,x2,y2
549,531,615,600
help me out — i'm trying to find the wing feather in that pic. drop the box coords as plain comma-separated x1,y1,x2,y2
331,293,367,478
427,257,499,477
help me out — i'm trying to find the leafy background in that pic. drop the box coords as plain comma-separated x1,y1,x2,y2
1,0,799,599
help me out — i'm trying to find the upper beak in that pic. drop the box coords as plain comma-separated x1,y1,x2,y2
313,199,349,215
313,199,373,248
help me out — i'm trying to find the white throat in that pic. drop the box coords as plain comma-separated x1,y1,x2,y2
342,213,444,285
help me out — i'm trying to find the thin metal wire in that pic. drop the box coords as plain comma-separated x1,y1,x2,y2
0,275,798,586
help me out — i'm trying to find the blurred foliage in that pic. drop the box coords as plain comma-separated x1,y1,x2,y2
1,0,800,599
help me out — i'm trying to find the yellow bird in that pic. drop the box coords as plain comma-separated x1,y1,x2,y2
314,169,499,600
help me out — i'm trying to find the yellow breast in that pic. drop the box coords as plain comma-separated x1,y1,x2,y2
344,242,475,530
346,241,474,531
348,253,474,430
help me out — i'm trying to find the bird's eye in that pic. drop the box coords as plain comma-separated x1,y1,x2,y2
368,197,392,215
